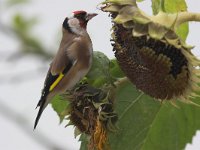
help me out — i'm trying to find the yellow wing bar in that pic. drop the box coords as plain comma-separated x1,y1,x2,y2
49,73,64,91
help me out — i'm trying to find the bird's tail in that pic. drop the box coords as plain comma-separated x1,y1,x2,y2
34,97,48,129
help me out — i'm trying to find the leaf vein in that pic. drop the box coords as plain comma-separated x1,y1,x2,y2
119,93,144,120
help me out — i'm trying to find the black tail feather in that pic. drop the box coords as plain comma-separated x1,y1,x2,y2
34,61,73,129
35,100,42,109
34,98,46,129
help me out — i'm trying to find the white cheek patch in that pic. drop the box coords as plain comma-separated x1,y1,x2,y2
68,18,85,35
68,18,80,28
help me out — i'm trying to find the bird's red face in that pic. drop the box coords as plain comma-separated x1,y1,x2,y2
62,10,97,34
73,10,98,28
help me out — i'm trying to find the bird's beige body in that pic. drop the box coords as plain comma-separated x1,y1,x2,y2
46,29,93,107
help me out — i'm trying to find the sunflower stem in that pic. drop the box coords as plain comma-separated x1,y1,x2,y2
176,12,200,27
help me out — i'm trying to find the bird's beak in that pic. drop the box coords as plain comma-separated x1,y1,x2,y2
86,13,98,21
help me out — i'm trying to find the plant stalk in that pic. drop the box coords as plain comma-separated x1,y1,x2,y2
176,12,200,27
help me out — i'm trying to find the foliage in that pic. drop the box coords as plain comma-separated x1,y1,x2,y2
151,0,188,41
86,51,115,87
106,82,200,150
49,0,200,150
79,62,200,150
51,95,70,123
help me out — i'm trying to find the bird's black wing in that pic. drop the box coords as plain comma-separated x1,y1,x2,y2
34,61,72,129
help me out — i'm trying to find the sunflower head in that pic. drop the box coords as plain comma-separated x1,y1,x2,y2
65,82,117,150
102,0,200,101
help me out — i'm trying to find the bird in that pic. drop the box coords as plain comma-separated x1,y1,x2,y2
34,10,97,129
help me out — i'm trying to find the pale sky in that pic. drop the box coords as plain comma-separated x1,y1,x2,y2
0,0,200,150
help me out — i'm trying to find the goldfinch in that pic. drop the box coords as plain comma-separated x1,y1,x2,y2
34,11,97,129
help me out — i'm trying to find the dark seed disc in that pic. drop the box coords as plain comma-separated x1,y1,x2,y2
113,23,189,99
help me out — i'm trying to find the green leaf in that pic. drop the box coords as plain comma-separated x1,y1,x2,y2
164,0,187,13
164,0,188,41
141,100,200,150
151,0,188,40
175,23,188,41
86,51,115,87
151,0,161,15
80,80,200,150
79,134,89,150
109,59,125,78
51,95,70,123
108,81,161,150
109,81,200,150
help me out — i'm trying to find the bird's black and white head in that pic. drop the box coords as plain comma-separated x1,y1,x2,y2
63,10,97,35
